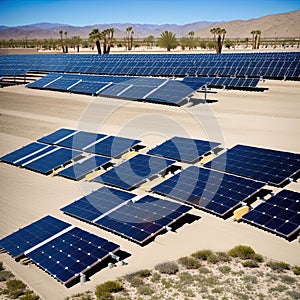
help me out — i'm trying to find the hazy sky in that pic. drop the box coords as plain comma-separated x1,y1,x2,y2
1,0,299,26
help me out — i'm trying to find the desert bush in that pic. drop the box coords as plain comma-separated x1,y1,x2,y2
266,261,290,272
279,274,296,284
192,249,213,260
218,265,231,274
0,270,14,281
216,251,232,262
125,276,144,287
198,266,212,274
228,245,256,259
292,266,300,275
268,284,288,293
178,256,201,269
0,262,3,271
286,290,300,299
243,275,258,284
19,290,40,300
150,272,161,282
95,281,123,300
252,253,264,262
161,278,172,288
207,254,221,264
178,272,194,284
155,262,179,274
242,260,259,268
137,284,154,296
6,279,26,298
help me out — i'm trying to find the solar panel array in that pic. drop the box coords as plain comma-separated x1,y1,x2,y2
1,52,299,80
93,154,175,190
147,136,220,163
27,73,196,106
204,144,300,186
242,190,300,239
61,186,192,244
151,166,265,217
0,215,121,284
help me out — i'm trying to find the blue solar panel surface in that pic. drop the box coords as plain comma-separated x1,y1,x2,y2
0,142,49,164
58,155,111,180
147,136,220,163
242,189,300,238
152,166,265,216
0,216,71,258
24,147,82,174
26,227,120,284
38,128,77,145
95,195,192,243
85,136,141,158
204,144,300,186
56,131,106,150
61,186,136,222
93,154,175,190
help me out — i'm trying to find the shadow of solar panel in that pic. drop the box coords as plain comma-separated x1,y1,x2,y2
58,155,111,180
61,186,135,222
37,128,77,145
242,189,300,239
204,144,300,186
93,154,175,190
95,195,192,244
56,131,106,150
26,227,120,284
151,166,265,217
0,142,50,165
23,147,83,174
147,136,220,163
0,216,71,258
85,136,141,158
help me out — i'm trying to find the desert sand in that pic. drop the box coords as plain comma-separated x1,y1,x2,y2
0,77,299,299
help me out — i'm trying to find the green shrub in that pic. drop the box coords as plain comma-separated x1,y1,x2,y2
218,265,231,274
137,284,154,296
178,256,201,269
19,290,40,300
95,281,123,299
268,284,288,293
292,266,300,275
243,275,258,284
216,252,232,262
0,262,3,271
135,269,152,278
178,272,194,284
126,276,144,287
0,270,14,281
192,249,213,260
242,260,259,268
228,245,256,259
266,261,290,272
6,279,26,290
155,262,179,274
198,266,212,274
286,290,300,299
252,253,264,263
207,254,220,264
150,272,161,282
212,287,224,293
279,274,296,284
161,278,172,288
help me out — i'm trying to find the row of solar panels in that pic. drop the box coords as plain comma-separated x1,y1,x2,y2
0,52,299,79
26,73,197,106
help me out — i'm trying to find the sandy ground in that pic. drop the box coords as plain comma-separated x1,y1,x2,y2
0,79,299,299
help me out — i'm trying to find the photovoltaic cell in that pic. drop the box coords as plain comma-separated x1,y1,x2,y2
93,154,175,190
61,186,135,222
204,144,300,186
0,216,71,258
58,155,111,180
151,166,265,217
242,189,300,239
26,227,120,284
38,128,77,145
85,136,141,158
147,136,221,163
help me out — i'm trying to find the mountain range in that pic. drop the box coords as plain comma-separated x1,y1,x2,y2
0,10,299,40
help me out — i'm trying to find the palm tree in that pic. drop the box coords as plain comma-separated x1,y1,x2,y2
101,29,108,54
64,31,68,53
256,30,261,49
188,31,195,49
158,31,178,51
126,26,133,50
251,30,262,49
71,36,82,52
89,29,102,54
251,30,256,49
106,28,114,54
210,27,226,53
59,30,64,53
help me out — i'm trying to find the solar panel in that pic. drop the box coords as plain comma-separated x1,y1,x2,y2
56,131,107,150
26,227,120,284
151,166,265,217
0,142,50,165
147,136,220,163
93,154,175,190
95,195,192,244
204,144,300,186
38,128,77,145
0,216,71,258
58,155,111,180
23,147,83,174
45,78,80,91
85,136,141,158
69,81,110,95
26,73,62,89
61,186,136,222
241,189,300,239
